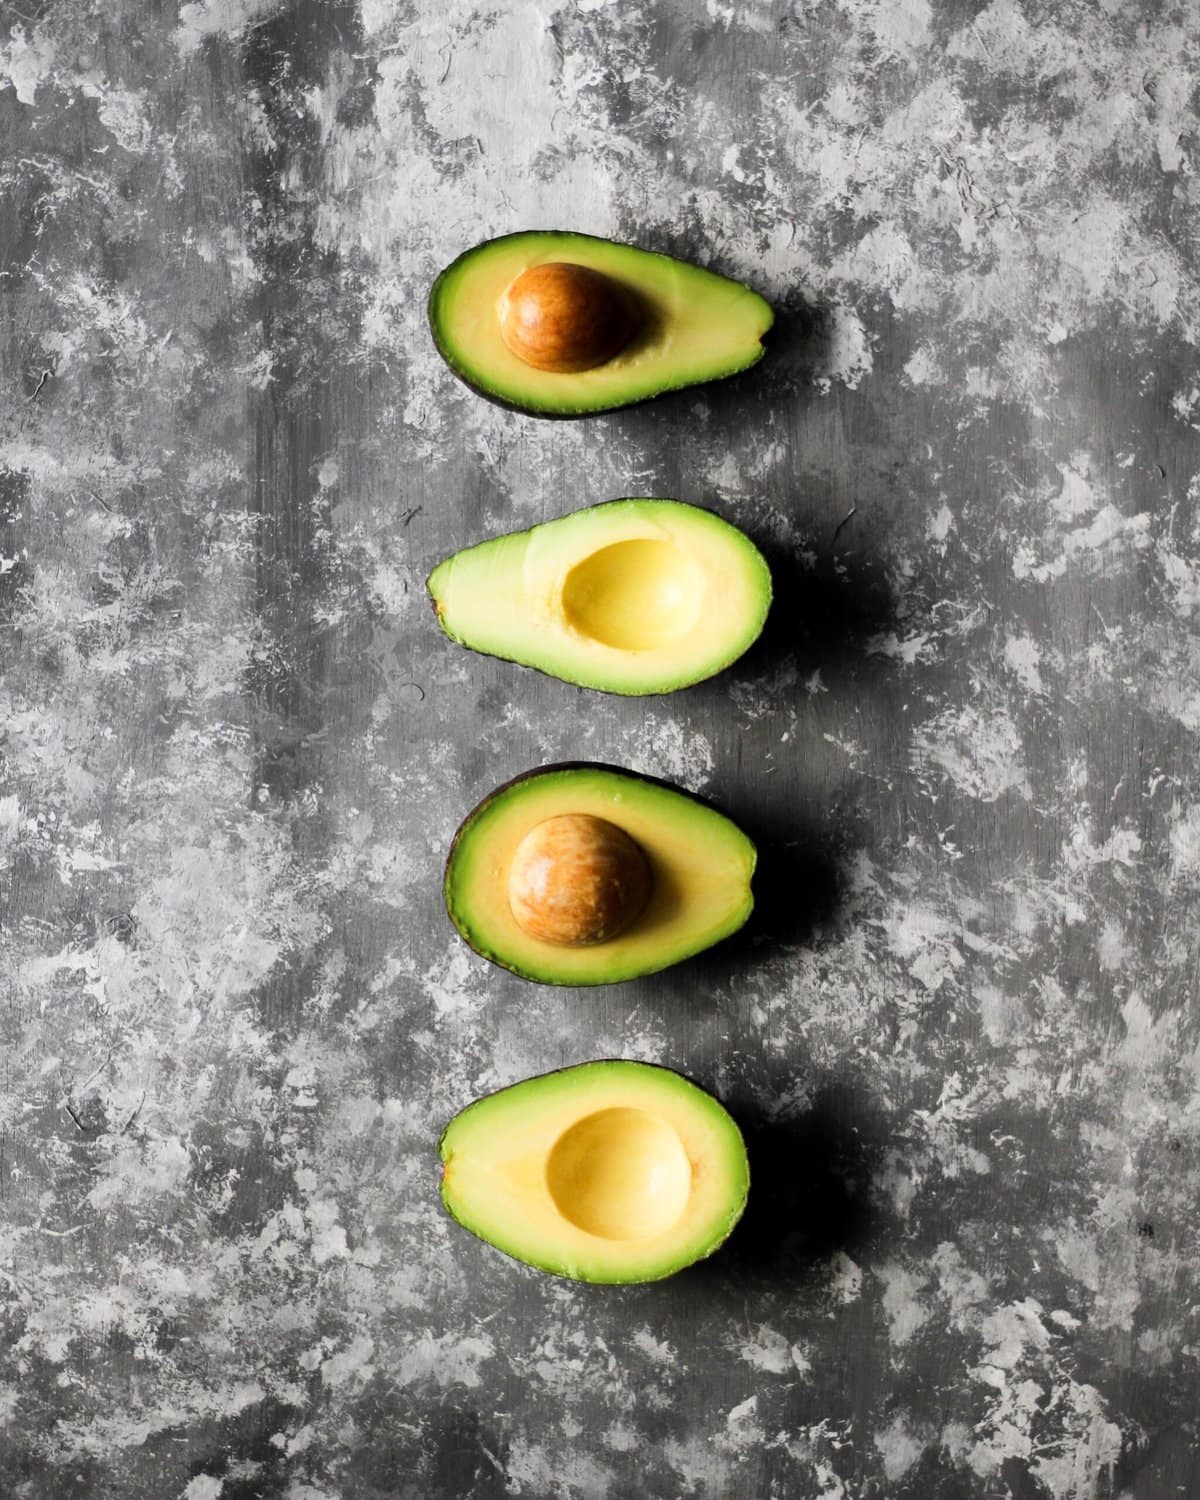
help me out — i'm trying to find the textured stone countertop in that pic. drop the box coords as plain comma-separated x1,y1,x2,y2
3,2,1200,1497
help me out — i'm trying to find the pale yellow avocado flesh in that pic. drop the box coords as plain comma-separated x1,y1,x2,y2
428,231,774,416
444,765,757,985
439,1061,750,1282
428,500,772,695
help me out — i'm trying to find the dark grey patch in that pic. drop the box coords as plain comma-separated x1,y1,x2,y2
0,1444,107,1500
0,467,30,614
190,1119,297,1236
240,0,381,801
60,1093,110,1141
1000,1455,1058,1500
180,1397,299,1500
103,909,138,945
251,950,330,1036
428,1407,511,1499
890,1454,994,1500
332,1382,511,1499
1115,1421,1200,1498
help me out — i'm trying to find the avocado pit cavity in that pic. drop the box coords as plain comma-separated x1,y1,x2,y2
507,813,651,947
498,262,636,373
545,1107,692,1240
561,537,707,652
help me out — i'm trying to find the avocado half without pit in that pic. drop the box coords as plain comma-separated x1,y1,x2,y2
444,764,756,985
428,231,774,416
439,1060,749,1282
428,499,771,695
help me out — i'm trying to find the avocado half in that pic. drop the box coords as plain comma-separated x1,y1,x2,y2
427,231,774,417
428,499,771,696
439,1060,749,1283
444,764,756,986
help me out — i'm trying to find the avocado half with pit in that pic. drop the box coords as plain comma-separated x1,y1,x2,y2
428,499,771,696
445,764,756,986
440,1060,749,1283
428,231,774,417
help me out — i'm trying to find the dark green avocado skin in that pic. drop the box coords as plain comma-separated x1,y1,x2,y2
426,231,773,420
429,350,771,422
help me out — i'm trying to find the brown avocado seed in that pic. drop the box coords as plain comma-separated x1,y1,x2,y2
508,814,652,947
498,262,637,374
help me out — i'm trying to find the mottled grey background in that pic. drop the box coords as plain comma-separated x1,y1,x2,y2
2,1,1200,1496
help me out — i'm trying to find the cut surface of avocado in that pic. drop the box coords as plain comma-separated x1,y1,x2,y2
428,231,773,417
439,1060,749,1283
444,764,756,985
428,499,771,696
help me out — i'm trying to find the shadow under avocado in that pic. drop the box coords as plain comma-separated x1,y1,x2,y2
607,283,833,434
731,532,896,693
644,822,837,946
659,796,849,999
685,1078,883,1288
729,797,844,950
759,285,836,389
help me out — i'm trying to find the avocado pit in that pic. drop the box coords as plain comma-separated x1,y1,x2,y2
507,813,651,947
498,262,637,373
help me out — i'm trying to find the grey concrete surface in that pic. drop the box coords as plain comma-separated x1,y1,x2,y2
2,1,1200,1496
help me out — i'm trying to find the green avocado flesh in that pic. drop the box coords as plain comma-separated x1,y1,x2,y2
444,764,756,986
428,499,772,696
428,231,774,416
440,1060,749,1283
